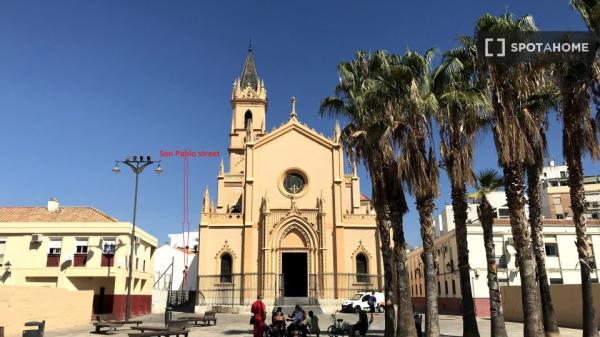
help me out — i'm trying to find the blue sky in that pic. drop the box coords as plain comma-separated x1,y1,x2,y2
0,1,597,246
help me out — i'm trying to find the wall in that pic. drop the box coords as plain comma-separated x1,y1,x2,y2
501,284,600,329
0,286,93,337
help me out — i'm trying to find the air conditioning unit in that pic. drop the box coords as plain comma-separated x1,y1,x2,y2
31,234,43,243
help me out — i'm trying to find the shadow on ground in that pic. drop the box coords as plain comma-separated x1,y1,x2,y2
223,329,253,335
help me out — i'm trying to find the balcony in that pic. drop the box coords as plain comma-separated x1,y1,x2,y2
101,254,114,267
73,254,87,267
46,254,60,267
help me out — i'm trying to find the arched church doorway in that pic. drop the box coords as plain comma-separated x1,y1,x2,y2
282,252,307,296
279,227,310,298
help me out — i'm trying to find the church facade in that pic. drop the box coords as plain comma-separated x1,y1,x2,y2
197,49,382,306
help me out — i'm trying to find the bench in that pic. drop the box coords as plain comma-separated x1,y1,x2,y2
128,321,189,337
96,314,143,326
177,311,217,326
22,321,45,337
127,329,189,337
93,322,124,334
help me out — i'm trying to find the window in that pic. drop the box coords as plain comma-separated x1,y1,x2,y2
560,171,566,179
545,243,559,257
438,282,441,296
76,238,88,254
220,253,233,283
419,284,422,296
0,237,6,264
244,110,253,129
101,238,116,267
47,238,62,267
444,280,448,296
48,238,62,255
452,279,456,296
284,173,306,194
102,238,116,255
498,208,510,218
74,238,88,267
550,278,564,284
356,254,369,283
556,214,565,219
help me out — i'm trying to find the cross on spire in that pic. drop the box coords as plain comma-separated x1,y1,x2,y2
290,96,297,119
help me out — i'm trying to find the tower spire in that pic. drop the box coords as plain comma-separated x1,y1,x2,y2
240,47,259,91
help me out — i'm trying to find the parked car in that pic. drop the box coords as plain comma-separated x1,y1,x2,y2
341,291,384,312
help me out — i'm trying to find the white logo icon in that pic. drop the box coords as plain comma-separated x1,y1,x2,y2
485,38,505,57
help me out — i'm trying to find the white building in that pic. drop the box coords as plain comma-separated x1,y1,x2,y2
153,244,198,291
167,232,199,250
412,184,600,317
434,191,518,237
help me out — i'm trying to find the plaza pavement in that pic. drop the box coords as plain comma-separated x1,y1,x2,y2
43,312,583,337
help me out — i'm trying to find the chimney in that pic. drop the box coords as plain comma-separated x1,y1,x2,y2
47,197,60,212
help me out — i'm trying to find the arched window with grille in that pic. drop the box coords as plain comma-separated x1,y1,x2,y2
356,253,368,283
220,253,233,283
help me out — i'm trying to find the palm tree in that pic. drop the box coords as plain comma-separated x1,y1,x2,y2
320,51,416,337
561,2,600,336
523,90,561,337
379,49,441,337
474,13,546,337
469,170,508,337
433,36,490,337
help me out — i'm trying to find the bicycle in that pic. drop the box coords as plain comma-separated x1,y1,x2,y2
326,311,349,337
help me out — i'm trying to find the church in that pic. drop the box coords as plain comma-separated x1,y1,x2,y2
197,49,382,306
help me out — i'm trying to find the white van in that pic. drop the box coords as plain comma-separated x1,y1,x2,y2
341,291,385,312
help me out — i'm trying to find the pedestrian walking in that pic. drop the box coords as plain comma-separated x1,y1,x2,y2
251,294,267,337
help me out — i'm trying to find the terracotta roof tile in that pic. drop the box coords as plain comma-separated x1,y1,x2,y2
360,193,370,202
0,207,118,222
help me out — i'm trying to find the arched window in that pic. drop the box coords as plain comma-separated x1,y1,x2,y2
244,110,253,129
220,253,233,283
356,253,368,283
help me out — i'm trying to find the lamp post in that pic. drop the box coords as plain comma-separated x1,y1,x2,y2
112,155,163,321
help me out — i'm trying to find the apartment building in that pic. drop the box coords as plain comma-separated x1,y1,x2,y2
541,161,600,220
410,175,600,317
0,198,157,318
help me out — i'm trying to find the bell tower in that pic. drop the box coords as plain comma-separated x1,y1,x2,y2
229,47,267,174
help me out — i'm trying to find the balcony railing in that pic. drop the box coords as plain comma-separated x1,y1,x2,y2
101,254,114,267
46,254,60,267
73,254,87,267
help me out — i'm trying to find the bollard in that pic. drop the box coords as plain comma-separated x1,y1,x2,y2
165,306,173,325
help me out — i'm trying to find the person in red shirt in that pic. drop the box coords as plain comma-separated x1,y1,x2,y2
251,294,267,337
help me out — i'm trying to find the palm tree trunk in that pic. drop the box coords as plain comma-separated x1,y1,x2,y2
372,172,397,337
417,196,440,337
450,181,480,337
526,165,561,337
479,197,508,337
563,126,599,337
379,220,397,337
502,164,544,337
391,207,418,337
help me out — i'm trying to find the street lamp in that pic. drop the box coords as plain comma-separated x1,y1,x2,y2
112,155,162,321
